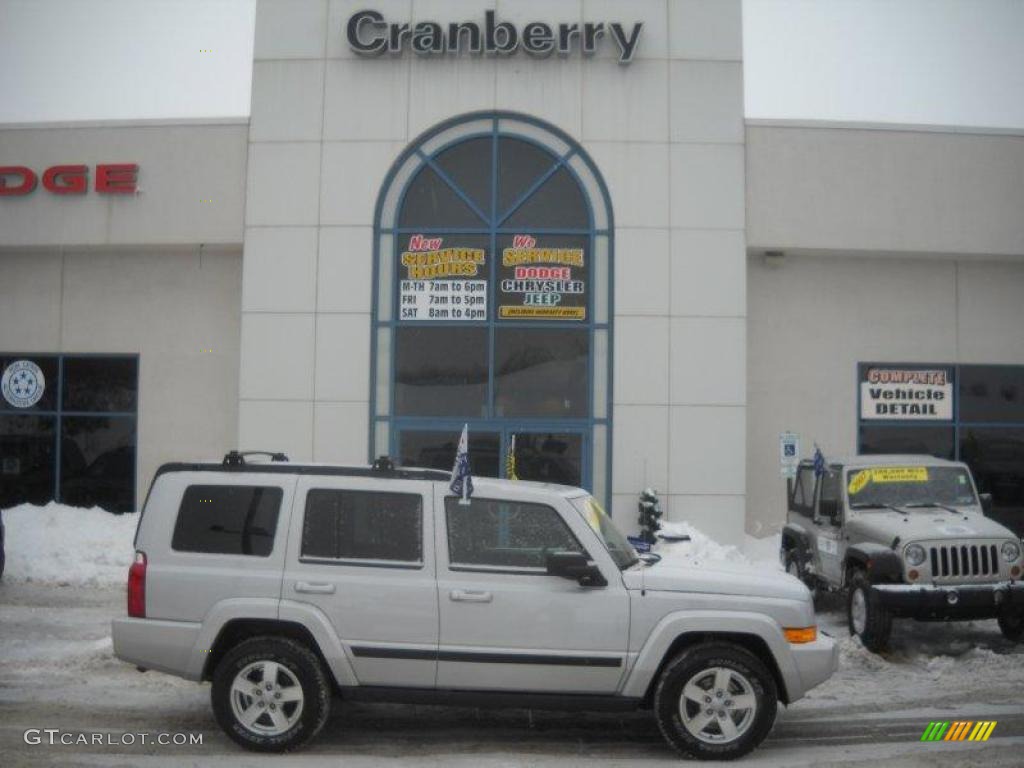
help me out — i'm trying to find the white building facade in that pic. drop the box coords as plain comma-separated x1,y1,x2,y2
1,0,1022,544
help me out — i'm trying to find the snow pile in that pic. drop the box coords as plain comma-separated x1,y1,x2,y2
806,612,1024,709
1,502,138,586
653,520,782,571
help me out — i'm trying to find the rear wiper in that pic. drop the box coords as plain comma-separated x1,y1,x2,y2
903,502,959,514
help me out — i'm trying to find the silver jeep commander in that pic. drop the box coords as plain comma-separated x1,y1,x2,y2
114,451,837,759
782,454,1024,652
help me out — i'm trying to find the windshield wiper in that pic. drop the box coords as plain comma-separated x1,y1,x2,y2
849,502,903,513
903,502,959,514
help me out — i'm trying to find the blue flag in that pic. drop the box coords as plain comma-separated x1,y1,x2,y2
813,444,827,477
449,424,474,504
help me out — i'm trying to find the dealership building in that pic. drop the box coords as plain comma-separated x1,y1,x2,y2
2,0,1023,544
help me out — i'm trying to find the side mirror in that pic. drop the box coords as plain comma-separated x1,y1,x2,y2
980,493,993,514
545,551,607,587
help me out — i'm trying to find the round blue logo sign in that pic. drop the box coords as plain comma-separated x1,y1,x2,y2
2,360,45,408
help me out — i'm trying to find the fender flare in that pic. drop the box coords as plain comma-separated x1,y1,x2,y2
781,523,814,563
184,598,359,688
619,610,804,703
844,543,903,585
277,599,359,687
185,597,279,680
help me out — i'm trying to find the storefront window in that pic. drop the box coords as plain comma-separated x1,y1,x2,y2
397,430,501,479
394,327,488,417
858,363,1024,536
0,354,138,513
0,415,56,508
859,426,954,459
494,329,588,418
961,427,1024,536
959,366,1024,423
371,113,612,503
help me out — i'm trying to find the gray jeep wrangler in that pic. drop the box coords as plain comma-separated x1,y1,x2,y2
781,454,1024,652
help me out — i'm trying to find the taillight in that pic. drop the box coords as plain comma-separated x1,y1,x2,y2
127,551,147,618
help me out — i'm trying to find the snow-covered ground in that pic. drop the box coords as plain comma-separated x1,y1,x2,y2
1,505,1022,766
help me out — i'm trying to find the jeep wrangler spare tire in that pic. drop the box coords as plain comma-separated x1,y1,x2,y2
212,636,331,752
653,642,777,760
847,571,893,653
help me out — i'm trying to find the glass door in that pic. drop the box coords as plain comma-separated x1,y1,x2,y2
394,423,588,490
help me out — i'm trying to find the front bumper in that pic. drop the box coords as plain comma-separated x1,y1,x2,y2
873,580,1024,620
789,632,839,700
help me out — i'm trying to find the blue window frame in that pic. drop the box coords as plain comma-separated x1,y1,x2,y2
857,362,1024,536
0,353,138,513
370,112,614,506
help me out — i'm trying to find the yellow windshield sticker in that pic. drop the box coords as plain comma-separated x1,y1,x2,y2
873,467,928,483
849,466,929,494
584,498,603,533
848,470,870,494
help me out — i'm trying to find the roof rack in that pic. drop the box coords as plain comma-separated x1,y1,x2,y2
157,455,451,482
223,450,289,466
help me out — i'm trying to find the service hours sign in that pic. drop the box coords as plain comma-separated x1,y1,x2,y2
399,234,488,321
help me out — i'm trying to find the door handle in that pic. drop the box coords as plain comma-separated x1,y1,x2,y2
295,581,335,595
450,589,492,603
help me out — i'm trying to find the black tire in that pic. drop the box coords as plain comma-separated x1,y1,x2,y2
212,636,331,753
653,642,778,761
997,611,1024,642
847,571,892,653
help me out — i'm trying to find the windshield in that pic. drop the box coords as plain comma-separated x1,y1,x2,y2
570,495,639,570
846,465,978,509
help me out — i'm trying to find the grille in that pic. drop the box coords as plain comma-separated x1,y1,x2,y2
929,543,999,579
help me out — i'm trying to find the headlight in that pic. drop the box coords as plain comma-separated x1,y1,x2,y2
1002,541,1021,563
905,543,927,567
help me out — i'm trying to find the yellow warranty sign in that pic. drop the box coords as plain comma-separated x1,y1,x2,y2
848,471,870,494
848,466,929,493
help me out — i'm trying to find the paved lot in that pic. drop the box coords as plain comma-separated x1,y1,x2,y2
2,582,1022,767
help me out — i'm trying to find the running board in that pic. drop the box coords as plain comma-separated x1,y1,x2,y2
338,686,643,712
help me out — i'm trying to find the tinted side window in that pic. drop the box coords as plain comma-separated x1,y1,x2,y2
172,485,282,557
446,497,583,569
302,490,422,563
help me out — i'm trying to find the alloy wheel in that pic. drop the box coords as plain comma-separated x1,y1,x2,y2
229,660,305,736
678,666,757,745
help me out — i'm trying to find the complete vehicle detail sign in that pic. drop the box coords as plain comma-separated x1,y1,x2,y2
860,366,953,420
348,10,643,63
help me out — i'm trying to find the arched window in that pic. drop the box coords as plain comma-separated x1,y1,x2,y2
370,112,613,505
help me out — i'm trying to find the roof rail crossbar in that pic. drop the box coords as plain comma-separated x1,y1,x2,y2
372,455,395,472
223,450,289,466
